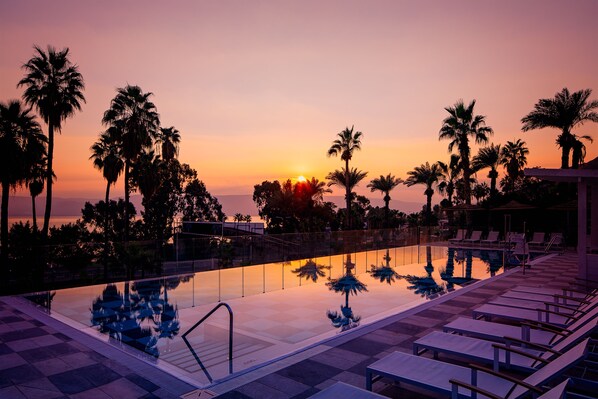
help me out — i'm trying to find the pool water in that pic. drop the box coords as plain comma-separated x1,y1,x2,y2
26,245,510,386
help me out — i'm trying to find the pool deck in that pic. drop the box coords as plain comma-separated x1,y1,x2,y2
0,252,581,398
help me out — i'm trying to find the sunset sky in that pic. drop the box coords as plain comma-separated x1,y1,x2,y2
1,0,598,207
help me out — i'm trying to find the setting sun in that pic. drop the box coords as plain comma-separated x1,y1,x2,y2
297,175,307,182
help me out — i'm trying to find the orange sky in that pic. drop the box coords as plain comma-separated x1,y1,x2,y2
1,0,598,206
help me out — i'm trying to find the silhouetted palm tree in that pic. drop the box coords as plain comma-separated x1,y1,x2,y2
26,157,47,231
370,249,399,284
157,126,181,161
90,128,124,204
292,259,329,282
327,126,362,228
568,135,593,169
438,154,461,205
18,45,85,237
521,88,598,169
102,85,160,240
0,100,45,265
404,162,444,226
439,100,493,205
500,139,529,183
303,177,331,204
326,168,368,229
472,144,502,198
326,254,367,331
367,174,403,226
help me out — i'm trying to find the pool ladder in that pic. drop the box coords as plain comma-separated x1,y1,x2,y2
182,302,233,383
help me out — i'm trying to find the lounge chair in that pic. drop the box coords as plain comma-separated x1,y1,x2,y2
501,290,592,306
366,338,588,399
488,296,593,313
463,230,483,244
481,231,500,245
444,301,598,344
529,232,546,246
510,286,595,301
545,233,564,252
450,229,467,244
309,382,386,398
471,303,587,327
412,318,597,372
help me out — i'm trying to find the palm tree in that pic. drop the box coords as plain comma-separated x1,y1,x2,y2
472,182,490,204
569,135,593,169
327,126,363,229
367,174,403,226
157,126,181,161
437,154,461,205
0,100,45,264
439,100,493,205
90,128,124,204
26,155,49,231
303,177,331,204
500,139,529,183
521,88,598,169
326,168,368,229
404,162,444,226
102,85,160,240
18,45,85,238
472,144,502,198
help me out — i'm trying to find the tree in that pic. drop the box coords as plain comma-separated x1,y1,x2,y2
500,139,529,184
521,88,598,169
327,126,363,229
472,144,501,199
404,162,444,226
569,135,593,169
367,174,403,226
0,100,45,268
472,182,490,204
439,99,493,205
90,128,124,204
437,154,461,205
25,156,48,231
183,178,225,222
326,168,368,230
157,126,181,161
18,45,85,238
102,85,160,240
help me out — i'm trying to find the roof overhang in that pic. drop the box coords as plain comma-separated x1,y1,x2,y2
524,167,598,183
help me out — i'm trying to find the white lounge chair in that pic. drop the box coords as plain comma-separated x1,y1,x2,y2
502,290,592,306
444,301,598,344
471,303,587,327
366,338,588,399
412,318,597,372
463,230,483,244
449,229,467,244
529,232,546,246
488,296,593,313
510,286,595,301
481,231,500,245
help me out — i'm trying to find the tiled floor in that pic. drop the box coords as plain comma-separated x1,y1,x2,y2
0,252,583,398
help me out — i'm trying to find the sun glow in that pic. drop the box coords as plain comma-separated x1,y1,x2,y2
297,175,307,182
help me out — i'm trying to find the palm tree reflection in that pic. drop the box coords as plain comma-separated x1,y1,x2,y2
399,246,444,299
90,276,185,357
292,259,330,283
440,248,475,287
369,249,399,284
326,254,368,332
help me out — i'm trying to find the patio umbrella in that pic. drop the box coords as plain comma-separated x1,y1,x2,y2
491,200,535,211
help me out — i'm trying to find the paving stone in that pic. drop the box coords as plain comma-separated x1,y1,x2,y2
275,359,343,386
98,377,150,398
16,385,64,399
69,387,113,399
236,382,289,399
0,385,26,399
0,364,44,384
76,363,122,387
0,353,27,370
32,357,75,376
336,336,389,357
126,373,160,393
255,373,310,397
48,371,96,394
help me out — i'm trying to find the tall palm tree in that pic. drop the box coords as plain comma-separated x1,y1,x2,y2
327,126,363,228
102,85,160,240
568,135,593,169
404,162,444,226
90,128,124,204
471,144,502,198
367,174,403,226
437,154,461,205
26,154,49,231
18,45,85,238
439,100,493,205
521,88,598,169
0,100,45,264
500,139,529,183
157,126,181,161
326,167,368,229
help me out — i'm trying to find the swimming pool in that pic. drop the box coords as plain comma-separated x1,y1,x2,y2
26,245,512,386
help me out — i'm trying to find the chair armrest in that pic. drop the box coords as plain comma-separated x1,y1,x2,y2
468,363,544,394
543,302,584,314
492,343,553,363
502,336,561,354
449,379,502,399
552,294,591,305
519,320,569,336
537,307,581,320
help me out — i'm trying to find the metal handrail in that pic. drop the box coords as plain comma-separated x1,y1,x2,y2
181,302,233,383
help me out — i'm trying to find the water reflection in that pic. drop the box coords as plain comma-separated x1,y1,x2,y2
326,254,368,332
90,275,187,357
399,246,444,299
292,259,330,283
369,249,399,284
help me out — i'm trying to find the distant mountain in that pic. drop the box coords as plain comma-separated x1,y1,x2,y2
8,194,422,218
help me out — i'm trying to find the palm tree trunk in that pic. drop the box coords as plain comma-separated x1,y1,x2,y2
345,159,351,230
42,123,54,238
31,195,37,231
124,160,130,242
1,180,10,268
561,146,571,169
384,195,390,228
103,181,111,280
426,192,432,227
463,168,471,205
